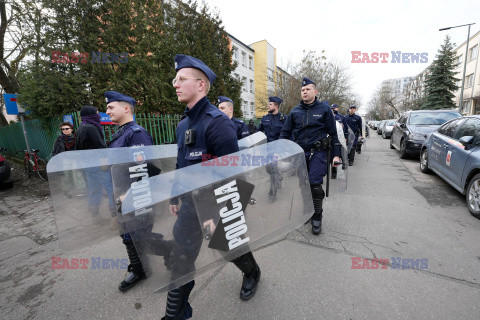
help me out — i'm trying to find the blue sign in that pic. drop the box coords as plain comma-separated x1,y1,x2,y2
3,94,29,115
63,115,74,125
99,112,135,125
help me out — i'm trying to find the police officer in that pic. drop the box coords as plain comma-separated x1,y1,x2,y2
331,104,348,179
280,78,341,235
217,96,250,140
257,96,286,142
165,54,261,320
344,105,363,166
104,91,155,292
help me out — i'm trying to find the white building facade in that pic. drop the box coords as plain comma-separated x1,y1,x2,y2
229,34,256,119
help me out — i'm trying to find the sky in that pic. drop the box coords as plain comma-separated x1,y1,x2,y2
202,0,480,115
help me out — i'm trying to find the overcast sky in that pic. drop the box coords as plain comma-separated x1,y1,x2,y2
203,0,480,114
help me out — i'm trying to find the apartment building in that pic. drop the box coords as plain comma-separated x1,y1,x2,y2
228,34,256,119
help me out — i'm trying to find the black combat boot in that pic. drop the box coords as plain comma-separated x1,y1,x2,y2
162,281,195,320
119,236,146,292
310,184,324,235
348,148,355,166
232,251,261,301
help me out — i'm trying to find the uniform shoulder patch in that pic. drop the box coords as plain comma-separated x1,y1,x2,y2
205,105,224,118
131,125,142,132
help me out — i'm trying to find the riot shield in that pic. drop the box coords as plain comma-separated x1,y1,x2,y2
119,139,313,292
347,126,356,153
238,131,267,150
327,122,348,196
46,145,177,251
361,117,367,149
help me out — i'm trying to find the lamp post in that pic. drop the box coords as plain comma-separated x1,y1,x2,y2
440,23,475,114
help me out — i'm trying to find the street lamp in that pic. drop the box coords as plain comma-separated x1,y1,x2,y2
439,23,475,114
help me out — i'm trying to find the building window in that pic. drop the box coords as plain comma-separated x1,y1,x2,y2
241,51,247,67
250,102,255,116
232,46,239,62
267,69,274,81
249,79,254,93
466,73,474,88
234,73,240,81
458,54,463,66
469,45,478,61
461,100,472,115
242,76,247,91
249,56,254,70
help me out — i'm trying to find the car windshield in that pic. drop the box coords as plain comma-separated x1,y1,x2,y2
408,112,461,125
386,120,396,125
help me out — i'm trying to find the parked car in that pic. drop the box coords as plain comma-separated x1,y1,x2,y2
377,120,386,134
371,121,380,130
382,119,397,139
0,147,13,189
419,116,480,218
390,110,462,158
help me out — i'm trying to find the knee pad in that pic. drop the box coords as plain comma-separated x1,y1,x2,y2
310,184,325,200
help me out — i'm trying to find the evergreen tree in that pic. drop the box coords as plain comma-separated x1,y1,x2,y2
422,36,459,110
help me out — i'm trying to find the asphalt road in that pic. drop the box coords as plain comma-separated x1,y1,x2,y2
1,133,479,319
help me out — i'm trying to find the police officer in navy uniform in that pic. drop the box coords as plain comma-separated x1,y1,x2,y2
331,103,348,179
258,96,287,200
104,91,155,292
217,96,250,140
280,78,341,235
257,96,286,142
344,105,362,166
165,54,261,320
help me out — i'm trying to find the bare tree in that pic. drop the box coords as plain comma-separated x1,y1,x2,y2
0,0,45,125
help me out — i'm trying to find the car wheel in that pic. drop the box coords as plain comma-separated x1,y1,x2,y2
399,139,408,159
390,138,395,149
382,131,386,139
419,148,431,174
466,174,480,219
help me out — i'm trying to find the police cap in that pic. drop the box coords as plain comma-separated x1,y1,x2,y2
174,54,217,84
302,77,316,87
104,91,136,107
268,96,283,104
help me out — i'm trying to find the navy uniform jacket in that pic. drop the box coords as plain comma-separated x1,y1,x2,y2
108,121,153,148
345,114,363,136
232,118,250,140
176,96,238,169
280,98,341,158
334,111,349,139
257,112,287,142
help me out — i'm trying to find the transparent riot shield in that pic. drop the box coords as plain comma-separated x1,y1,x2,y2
361,117,367,150
328,122,348,196
46,144,177,251
347,126,356,153
238,131,267,150
119,139,313,292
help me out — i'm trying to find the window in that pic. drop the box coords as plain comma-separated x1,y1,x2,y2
458,54,463,66
454,118,480,142
250,102,255,115
249,79,254,93
249,56,254,70
469,45,478,61
267,69,274,81
466,73,474,88
242,76,247,91
408,112,462,125
437,118,464,138
241,51,247,67
461,100,472,115
232,46,239,62
234,73,240,81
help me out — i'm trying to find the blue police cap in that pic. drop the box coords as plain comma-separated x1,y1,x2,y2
302,77,316,87
175,54,217,84
331,103,338,109
104,91,136,107
217,96,233,104
349,105,357,109
268,96,283,104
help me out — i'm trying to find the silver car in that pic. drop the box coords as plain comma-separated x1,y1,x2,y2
382,119,397,139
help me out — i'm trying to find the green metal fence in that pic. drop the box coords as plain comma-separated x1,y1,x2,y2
0,113,258,162
0,113,183,161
